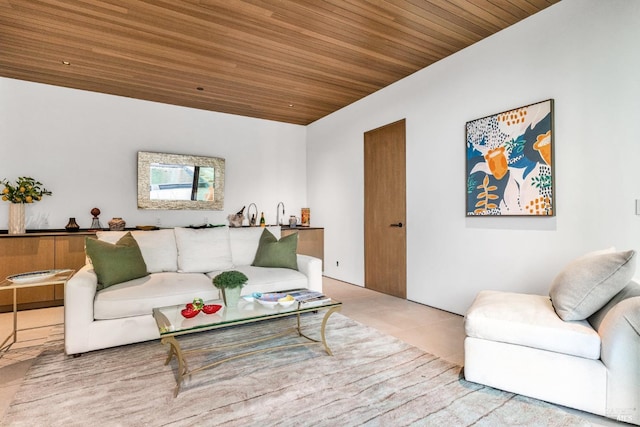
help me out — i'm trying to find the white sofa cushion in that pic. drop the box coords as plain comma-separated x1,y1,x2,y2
207,264,307,295
465,290,601,359
549,249,636,321
96,229,178,273
229,226,281,266
174,227,234,273
94,272,219,320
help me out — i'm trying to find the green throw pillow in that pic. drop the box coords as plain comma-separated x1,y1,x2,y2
252,228,298,270
85,232,149,290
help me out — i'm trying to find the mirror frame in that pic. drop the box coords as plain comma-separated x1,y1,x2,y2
137,151,225,210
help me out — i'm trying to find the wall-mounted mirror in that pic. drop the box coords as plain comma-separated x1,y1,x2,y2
137,151,225,210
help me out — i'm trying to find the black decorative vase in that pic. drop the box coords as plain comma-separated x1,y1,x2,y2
65,217,80,232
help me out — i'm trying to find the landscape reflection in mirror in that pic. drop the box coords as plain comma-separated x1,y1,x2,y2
138,151,225,210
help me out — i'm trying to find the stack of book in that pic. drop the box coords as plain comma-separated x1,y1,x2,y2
287,290,332,307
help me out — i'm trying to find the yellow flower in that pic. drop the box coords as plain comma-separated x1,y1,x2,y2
1,177,51,204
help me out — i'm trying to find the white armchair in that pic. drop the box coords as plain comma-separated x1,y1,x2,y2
464,249,640,425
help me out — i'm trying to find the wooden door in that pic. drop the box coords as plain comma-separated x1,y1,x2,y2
364,119,407,298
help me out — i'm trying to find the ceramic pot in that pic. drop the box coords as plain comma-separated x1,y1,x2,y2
108,217,126,231
8,203,25,235
221,286,242,308
65,217,80,232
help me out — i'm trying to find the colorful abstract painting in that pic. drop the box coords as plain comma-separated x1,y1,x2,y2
466,99,554,216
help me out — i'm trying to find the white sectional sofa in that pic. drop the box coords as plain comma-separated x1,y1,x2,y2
464,249,640,425
64,226,322,355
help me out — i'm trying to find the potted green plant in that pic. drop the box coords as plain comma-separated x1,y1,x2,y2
212,270,248,307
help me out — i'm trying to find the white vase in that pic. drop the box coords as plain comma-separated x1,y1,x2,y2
222,287,242,308
8,203,25,234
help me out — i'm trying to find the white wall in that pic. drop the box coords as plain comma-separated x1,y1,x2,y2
307,0,640,314
0,78,307,230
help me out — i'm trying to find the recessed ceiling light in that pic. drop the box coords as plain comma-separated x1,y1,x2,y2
61,60,71,65
288,103,294,107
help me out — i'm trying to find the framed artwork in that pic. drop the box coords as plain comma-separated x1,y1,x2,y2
466,99,554,216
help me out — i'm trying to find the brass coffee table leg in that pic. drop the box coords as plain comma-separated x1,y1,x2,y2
158,302,342,397
0,290,17,354
297,305,341,355
161,336,188,397
320,305,341,355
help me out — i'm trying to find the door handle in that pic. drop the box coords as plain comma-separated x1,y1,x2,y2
390,222,403,228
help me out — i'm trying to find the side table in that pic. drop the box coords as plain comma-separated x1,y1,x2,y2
0,269,75,356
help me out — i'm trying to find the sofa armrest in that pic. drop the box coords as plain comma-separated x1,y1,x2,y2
598,296,640,422
296,254,322,293
64,264,98,354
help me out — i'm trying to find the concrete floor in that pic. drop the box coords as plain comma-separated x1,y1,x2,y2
323,277,465,365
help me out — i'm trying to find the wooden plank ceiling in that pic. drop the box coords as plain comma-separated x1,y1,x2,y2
0,0,559,125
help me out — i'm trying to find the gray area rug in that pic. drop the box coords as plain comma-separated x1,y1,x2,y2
3,313,590,426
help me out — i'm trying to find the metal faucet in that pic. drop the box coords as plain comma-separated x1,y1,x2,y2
247,203,258,226
276,201,285,226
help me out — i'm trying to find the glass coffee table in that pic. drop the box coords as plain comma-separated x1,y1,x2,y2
152,291,342,397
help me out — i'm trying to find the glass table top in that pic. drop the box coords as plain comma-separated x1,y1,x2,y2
153,290,341,336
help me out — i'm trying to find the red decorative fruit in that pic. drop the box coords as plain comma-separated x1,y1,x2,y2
202,304,222,315
181,307,200,318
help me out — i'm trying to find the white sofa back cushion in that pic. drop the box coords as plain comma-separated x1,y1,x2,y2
229,226,281,266
96,229,178,273
174,226,234,273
